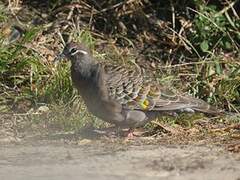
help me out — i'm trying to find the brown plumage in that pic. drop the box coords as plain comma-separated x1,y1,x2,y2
59,42,221,128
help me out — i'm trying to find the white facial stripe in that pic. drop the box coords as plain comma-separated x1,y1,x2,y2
78,50,88,55
71,49,88,56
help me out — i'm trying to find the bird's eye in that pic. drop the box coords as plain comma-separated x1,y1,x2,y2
69,47,78,55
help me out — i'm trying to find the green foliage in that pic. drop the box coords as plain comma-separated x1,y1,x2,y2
43,63,73,103
23,27,42,43
0,4,7,22
0,44,48,102
29,104,96,131
217,66,240,110
186,59,240,111
190,2,240,54
0,24,52,109
0,12,96,109
71,29,95,50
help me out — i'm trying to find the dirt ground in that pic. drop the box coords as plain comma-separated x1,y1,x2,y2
1,127,240,180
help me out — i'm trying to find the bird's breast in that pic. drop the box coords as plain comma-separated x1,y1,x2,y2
71,67,124,123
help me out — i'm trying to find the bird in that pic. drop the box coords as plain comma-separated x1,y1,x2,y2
57,42,221,135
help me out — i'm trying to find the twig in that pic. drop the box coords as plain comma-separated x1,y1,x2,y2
214,0,239,18
159,60,227,69
170,0,176,43
166,27,201,58
151,120,178,134
187,7,225,33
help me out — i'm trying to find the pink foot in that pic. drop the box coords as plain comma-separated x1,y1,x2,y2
127,131,135,139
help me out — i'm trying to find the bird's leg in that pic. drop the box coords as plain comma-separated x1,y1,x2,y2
122,127,147,139
127,128,135,139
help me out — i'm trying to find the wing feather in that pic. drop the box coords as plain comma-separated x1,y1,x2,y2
103,64,219,114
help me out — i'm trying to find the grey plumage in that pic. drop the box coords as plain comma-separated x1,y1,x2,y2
59,42,221,128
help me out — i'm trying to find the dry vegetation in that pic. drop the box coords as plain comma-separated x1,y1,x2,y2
0,0,239,151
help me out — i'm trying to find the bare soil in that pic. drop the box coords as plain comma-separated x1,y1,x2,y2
1,125,240,180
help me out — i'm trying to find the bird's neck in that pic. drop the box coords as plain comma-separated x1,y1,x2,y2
72,58,96,78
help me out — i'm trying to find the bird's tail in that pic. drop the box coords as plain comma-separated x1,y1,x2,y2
185,96,222,115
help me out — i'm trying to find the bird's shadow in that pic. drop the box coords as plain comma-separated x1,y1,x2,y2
77,126,127,139
36,126,125,141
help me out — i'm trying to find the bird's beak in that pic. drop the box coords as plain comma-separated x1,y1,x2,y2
54,52,65,64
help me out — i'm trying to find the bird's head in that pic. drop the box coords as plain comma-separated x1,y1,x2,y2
55,42,93,64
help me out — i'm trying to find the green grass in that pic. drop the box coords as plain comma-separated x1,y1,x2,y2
189,2,240,54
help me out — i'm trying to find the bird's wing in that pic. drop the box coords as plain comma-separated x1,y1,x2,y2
103,64,218,114
103,64,143,104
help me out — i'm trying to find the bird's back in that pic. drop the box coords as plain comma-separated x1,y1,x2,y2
102,64,220,115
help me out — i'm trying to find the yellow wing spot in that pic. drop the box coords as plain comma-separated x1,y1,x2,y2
140,99,149,109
